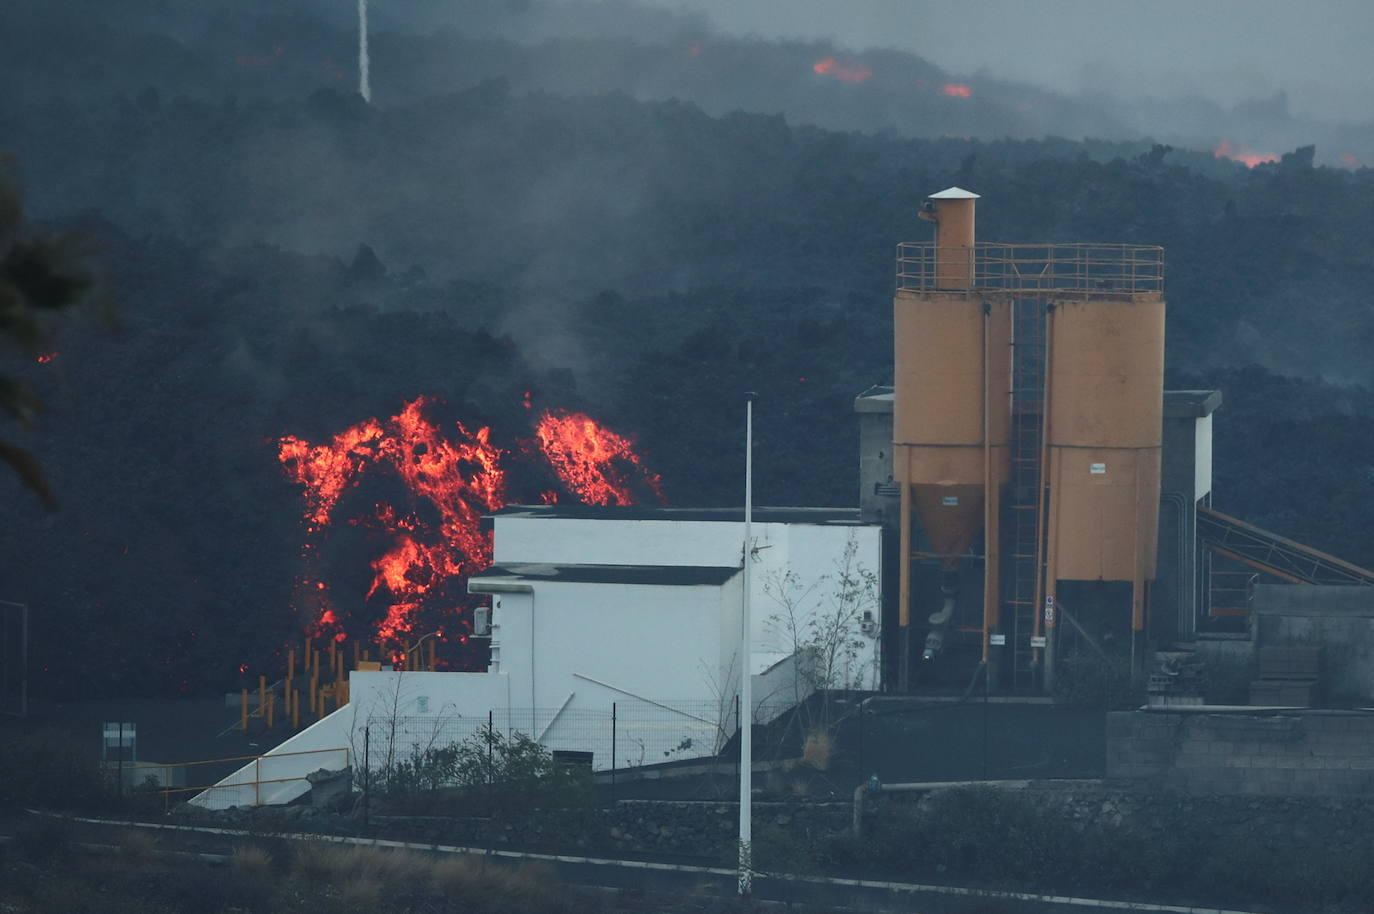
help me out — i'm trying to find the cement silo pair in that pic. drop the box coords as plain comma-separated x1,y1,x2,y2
892,188,1165,690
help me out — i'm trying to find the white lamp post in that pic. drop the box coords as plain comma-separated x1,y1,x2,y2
738,392,755,896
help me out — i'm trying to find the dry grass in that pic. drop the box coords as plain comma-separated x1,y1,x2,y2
291,838,355,882
493,860,558,909
430,856,559,910
289,842,566,911
430,855,486,895
339,874,383,911
353,846,431,884
800,730,832,771
115,829,157,862
229,844,275,881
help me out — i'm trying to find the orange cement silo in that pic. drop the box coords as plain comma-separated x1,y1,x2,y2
893,188,1012,685
1042,292,1165,636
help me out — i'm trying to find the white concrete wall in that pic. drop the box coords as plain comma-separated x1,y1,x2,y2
493,579,727,715
493,517,749,567
1195,414,1213,500
491,516,882,687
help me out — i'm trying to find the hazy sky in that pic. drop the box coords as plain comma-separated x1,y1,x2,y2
636,0,1374,122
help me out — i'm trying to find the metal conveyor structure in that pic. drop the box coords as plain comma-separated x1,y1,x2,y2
1197,505,1374,587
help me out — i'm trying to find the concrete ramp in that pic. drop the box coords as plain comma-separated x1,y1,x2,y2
188,705,353,809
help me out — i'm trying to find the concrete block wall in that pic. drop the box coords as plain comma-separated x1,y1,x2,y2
1108,710,1374,796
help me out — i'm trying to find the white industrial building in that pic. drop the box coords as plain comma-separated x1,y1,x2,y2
193,506,882,807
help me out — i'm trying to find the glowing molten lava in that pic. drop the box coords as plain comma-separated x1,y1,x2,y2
813,57,872,85
279,397,503,644
942,83,973,98
279,397,663,652
535,409,666,507
1213,141,1278,168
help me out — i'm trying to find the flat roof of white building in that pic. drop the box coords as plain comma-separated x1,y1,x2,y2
470,562,741,587
491,505,865,525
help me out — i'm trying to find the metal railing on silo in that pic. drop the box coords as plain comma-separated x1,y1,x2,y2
897,243,1164,296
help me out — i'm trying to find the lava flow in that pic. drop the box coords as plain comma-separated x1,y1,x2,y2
535,409,667,507
278,397,663,653
813,56,873,85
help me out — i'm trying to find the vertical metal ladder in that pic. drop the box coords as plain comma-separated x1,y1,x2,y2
1006,298,1047,691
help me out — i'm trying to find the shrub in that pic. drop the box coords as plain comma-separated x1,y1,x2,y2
431,856,556,913
0,729,110,810
222,846,278,912
371,727,595,816
292,838,353,882
229,844,275,881
486,860,558,914
115,828,157,863
11,815,73,864
353,847,430,885
752,823,816,875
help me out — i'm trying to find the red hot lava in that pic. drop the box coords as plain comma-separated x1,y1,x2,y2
278,397,663,651
942,83,973,98
535,409,666,507
813,57,872,85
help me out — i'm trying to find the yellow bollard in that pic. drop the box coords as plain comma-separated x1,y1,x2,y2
240,689,248,731
266,692,275,729
258,675,266,719
292,689,300,729
287,649,295,681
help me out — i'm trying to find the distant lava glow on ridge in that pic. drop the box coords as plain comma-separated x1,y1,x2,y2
812,56,872,84
278,397,664,652
1213,140,1279,168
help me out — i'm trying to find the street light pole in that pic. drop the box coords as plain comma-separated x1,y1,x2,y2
738,392,755,896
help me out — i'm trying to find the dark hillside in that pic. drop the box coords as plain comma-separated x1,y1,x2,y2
6,5,1374,699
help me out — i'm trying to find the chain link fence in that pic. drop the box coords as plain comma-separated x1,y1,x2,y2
356,698,732,776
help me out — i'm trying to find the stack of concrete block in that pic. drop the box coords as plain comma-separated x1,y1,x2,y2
1147,650,1207,706
1249,646,1322,707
